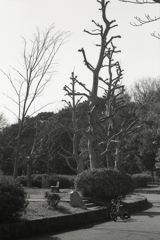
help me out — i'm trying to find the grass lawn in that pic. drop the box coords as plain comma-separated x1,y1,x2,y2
21,187,86,220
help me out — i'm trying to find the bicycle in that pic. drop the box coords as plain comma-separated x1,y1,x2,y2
109,196,130,222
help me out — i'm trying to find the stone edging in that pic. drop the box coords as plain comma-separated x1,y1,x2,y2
0,196,148,240
135,189,160,194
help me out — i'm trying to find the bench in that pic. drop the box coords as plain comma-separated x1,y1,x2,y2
51,181,60,192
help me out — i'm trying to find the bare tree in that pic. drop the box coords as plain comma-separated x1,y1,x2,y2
95,42,138,169
60,72,84,174
77,0,123,169
131,77,160,102
62,0,127,169
2,25,68,178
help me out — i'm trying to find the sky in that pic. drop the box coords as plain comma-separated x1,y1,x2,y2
0,0,160,124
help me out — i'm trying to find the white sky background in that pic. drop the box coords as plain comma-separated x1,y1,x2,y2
0,0,160,124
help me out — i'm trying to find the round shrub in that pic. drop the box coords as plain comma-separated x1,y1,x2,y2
75,168,135,199
0,175,28,223
44,192,60,208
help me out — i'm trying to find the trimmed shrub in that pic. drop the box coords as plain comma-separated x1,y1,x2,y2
0,175,28,223
17,175,42,188
16,176,27,186
44,192,60,208
132,173,152,188
75,168,135,199
31,174,42,188
49,174,76,189
17,174,76,188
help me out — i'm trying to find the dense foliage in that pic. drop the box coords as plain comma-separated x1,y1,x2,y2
0,174,28,223
1,79,160,176
75,168,135,199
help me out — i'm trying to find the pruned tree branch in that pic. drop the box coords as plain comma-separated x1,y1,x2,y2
78,48,95,71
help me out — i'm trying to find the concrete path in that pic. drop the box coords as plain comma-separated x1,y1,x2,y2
27,193,160,240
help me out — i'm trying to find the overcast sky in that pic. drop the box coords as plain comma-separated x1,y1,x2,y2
1,0,160,123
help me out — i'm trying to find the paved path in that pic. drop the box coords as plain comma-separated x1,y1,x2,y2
27,193,160,240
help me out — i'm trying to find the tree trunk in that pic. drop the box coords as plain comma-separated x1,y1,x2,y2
46,157,50,188
72,73,84,173
114,140,120,170
77,156,84,174
88,100,100,169
27,157,32,187
13,121,23,178
106,151,111,169
151,170,155,184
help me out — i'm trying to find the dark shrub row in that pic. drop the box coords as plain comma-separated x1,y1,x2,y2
17,174,76,189
0,174,28,224
75,168,135,199
132,173,152,188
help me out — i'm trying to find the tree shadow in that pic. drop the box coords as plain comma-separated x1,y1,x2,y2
133,211,160,218
142,185,160,189
131,201,160,218
32,234,63,239
49,237,62,240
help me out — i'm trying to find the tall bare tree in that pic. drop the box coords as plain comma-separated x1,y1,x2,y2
60,72,85,174
2,25,68,178
78,0,123,169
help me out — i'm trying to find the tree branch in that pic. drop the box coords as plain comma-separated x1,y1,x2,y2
78,48,95,72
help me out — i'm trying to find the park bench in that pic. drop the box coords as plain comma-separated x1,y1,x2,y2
51,181,60,192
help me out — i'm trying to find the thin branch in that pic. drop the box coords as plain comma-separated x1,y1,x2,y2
151,31,160,39
2,105,18,119
58,151,77,173
66,92,89,99
131,14,160,26
119,0,155,4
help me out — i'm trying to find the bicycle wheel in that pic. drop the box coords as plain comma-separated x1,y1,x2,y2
121,210,130,219
112,214,117,222
124,211,130,219
110,212,117,222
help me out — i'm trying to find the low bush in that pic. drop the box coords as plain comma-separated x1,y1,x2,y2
49,174,75,189
31,174,42,188
17,175,42,188
132,173,152,188
44,192,60,208
75,168,135,199
0,175,28,223
16,174,76,188
16,176,27,186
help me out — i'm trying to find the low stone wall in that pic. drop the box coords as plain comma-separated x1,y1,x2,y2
135,189,160,194
0,196,148,240
0,207,109,240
